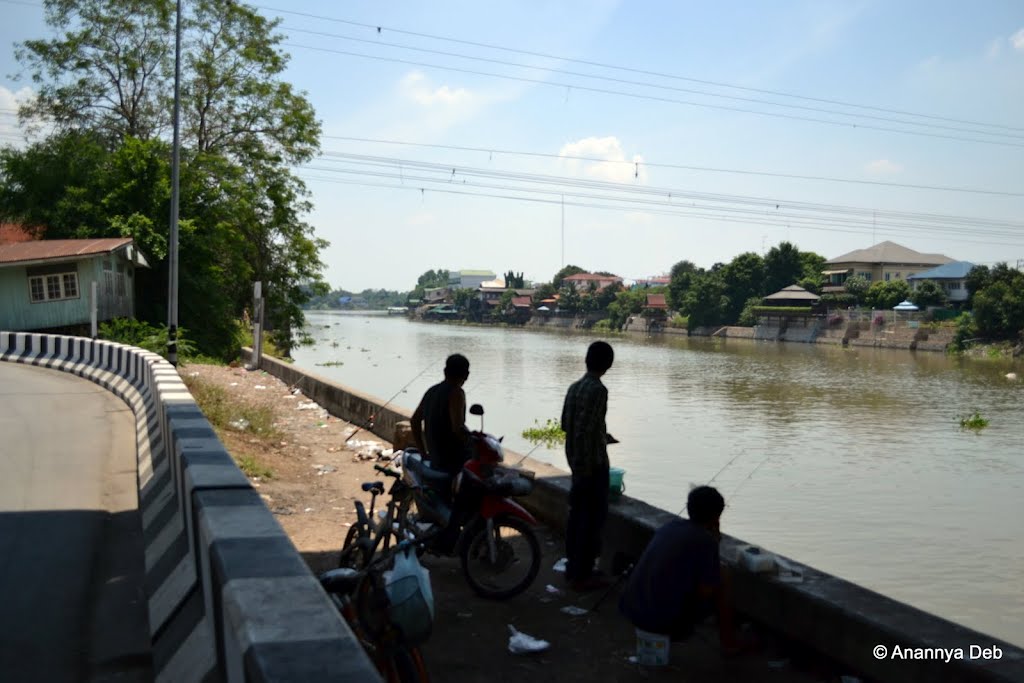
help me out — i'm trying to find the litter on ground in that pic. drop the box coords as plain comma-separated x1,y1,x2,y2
560,606,588,616
545,584,561,595
552,558,568,573
507,625,549,654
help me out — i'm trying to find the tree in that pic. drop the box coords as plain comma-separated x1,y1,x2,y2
910,280,947,309
721,252,764,324
503,271,525,288
559,283,582,313
970,264,1024,340
864,280,910,310
667,259,698,311
605,288,647,330
842,275,870,303
7,0,326,357
682,272,728,330
798,250,826,291
965,265,990,308
531,282,556,305
552,264,585,289
763,241,803,294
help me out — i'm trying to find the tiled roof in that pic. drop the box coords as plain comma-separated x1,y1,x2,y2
0,238,133,265
511,296,532,308
0,223,38,245
906,261,976,280
564,272,622,281
826,241,952,266
763,285,820,301
645,293,667,308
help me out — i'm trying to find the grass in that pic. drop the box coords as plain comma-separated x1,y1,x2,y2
181,375,280,477
958,411,990,431
236,454,274,479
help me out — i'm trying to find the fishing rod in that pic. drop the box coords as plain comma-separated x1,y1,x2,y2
678,449,747,516
346,358,440,444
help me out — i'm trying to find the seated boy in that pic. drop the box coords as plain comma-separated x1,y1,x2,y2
619,485,739,653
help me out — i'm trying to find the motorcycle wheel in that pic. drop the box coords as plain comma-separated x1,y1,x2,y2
339,524,369,569
384,646,430,683
459,515,540,600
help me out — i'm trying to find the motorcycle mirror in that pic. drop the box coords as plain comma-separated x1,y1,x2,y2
498,436,504,442
469,404,484,416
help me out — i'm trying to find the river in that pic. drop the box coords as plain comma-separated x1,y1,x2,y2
293,311,1024,646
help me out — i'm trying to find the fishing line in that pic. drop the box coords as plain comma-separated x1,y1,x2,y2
346,358,440,443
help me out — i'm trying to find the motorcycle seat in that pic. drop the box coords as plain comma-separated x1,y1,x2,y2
361,482,385,494
404,453,452,484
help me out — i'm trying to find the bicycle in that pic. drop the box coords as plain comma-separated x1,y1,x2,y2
339,463,419,570
320,540,432,683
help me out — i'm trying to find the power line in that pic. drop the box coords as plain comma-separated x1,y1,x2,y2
256,4,1023,134
280,24,1023,141
296,173,1024,249
322,135,1024,198
312,151,1024,232
283,41,1024,149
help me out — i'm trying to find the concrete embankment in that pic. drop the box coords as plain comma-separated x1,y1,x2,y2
244,348,1023,683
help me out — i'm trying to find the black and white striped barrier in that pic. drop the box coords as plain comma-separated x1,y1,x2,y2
0,332,381,683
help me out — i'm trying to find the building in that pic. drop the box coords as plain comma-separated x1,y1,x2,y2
643,293,668,319
562,272,623,291
449,270,496,290
906,261,975,305
633,275,671,289
762,284,821,306
0,238,150,332
822,241,953,292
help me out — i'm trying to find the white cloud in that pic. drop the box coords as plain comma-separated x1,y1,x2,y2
986,37,1003,60
558,136,647,184
398,71,473,107
1012,28,1024,51
864,159,903,175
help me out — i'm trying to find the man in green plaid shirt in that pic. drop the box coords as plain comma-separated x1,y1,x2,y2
561,340,615,590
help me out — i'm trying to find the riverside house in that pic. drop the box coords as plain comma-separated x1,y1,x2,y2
822,241,953,292
906,261,976,305
0,237,150,333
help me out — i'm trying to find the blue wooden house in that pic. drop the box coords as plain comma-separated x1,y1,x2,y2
0,238,150,332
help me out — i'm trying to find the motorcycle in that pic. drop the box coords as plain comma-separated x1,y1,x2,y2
399,403,542,600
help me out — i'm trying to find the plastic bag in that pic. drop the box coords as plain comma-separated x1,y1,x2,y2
385,547,434,645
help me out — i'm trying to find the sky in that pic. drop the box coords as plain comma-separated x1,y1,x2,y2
2,0,1024,291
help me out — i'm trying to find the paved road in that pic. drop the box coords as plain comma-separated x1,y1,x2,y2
0,362,150,683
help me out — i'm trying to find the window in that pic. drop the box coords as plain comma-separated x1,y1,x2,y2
947,282,961,291
115,263,127,296
28,271,80,303
885,273,891,281
857,271,872,281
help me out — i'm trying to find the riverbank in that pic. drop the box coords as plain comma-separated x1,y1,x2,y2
182,362,844,683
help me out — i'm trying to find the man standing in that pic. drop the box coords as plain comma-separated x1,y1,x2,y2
411,353,470,479
619,485,739,654
561,340,614,590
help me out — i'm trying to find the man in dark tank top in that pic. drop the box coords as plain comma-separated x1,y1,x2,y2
411,354,471,478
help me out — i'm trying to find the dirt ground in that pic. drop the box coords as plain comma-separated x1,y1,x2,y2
182,363,856,683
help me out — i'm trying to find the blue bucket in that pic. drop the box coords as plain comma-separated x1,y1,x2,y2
609,467,626,500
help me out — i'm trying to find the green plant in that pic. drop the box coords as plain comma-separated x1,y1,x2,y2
99,318,196,360
521,419,566,448
181,375,280,439
958,411,989,431
668,313,688,328
236,454,273,479
592,319,613,332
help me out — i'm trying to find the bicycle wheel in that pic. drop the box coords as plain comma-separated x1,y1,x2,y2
339,524,369,569
385,646,430,683
460,515,541,600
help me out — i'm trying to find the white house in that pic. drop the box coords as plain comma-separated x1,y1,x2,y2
448,270,496,290
906,261,975,305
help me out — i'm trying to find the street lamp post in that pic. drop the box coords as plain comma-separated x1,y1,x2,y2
167,0,182,366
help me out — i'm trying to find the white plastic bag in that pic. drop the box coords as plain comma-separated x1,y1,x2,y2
386,546,435,637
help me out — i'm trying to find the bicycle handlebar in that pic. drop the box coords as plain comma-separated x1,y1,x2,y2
373,464,401,478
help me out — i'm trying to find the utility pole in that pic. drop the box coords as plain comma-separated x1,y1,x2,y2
561,194,565,268
167,0,183,366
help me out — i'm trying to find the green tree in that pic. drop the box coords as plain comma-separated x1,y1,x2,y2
721,252,764,324
531,282,556,305
842,275,870,303
798,250,826,290
965,265,990,308
667,259,698,311
503,270,525,288
971,265,1024,340
552,264,585,289
559,283,582,313
737,296,765,327
605,287,648,330
7,0,326,358
864,280,910,310
910,280,948,309
763,241,803,294
682,272,728,330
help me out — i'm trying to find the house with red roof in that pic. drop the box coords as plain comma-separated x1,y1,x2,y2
562,272,623,291
0,237,150,332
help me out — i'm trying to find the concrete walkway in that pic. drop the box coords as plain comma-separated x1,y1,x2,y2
0,362,150,683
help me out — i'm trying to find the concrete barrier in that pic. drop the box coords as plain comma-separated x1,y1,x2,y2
243,349,1024,683
1,333,381,683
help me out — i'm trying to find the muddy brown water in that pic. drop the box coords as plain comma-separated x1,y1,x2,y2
294,311,1024,647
